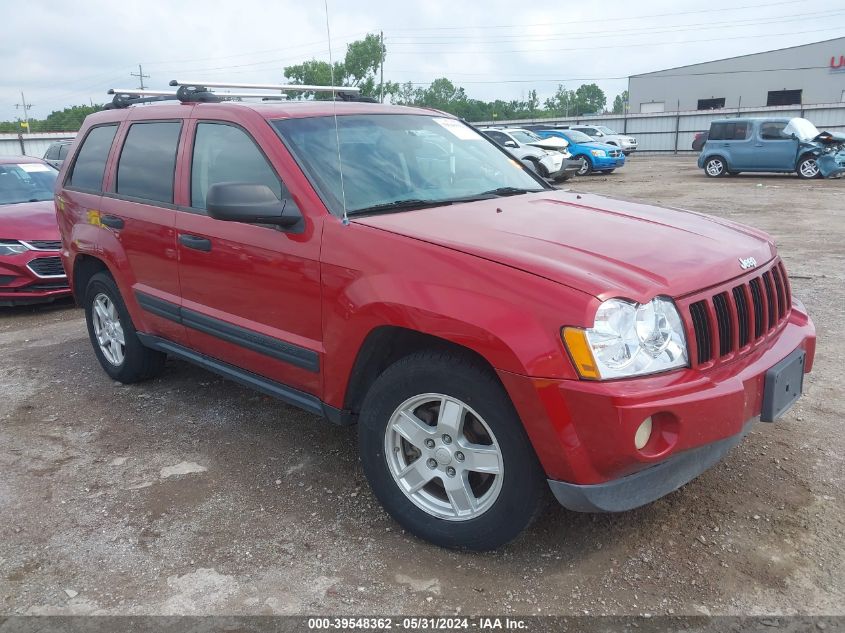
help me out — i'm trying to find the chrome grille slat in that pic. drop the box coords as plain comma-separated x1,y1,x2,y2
687,260,791,368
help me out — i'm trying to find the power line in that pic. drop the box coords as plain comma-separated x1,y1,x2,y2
385,27,845,54
384,0,806,31
384,9,845,44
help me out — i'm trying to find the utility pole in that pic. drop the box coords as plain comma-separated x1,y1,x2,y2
15,92,32,134
379,30,384,103
131,64,150,90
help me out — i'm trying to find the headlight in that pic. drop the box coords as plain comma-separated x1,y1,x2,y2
590,149,606,157
562,297,688,379
0,240,29,255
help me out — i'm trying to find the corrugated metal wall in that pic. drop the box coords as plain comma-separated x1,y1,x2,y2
476,103,845,153
0,132,77,158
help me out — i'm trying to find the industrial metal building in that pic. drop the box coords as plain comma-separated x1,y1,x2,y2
628,37,845,113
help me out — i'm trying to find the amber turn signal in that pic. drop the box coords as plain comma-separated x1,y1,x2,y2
561,327,600,379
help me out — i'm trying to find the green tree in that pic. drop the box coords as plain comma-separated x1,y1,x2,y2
612,90,629,114
573,83,606,115
545,85,576,117
284,33,386,99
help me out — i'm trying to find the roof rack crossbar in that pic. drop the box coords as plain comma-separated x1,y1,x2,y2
169,79,361,94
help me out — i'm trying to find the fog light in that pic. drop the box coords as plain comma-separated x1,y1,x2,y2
634,417,653,450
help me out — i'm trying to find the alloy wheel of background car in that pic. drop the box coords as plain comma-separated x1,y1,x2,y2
383,393,504,521
705,157,726,177
577,157,593,176
358,351,547,550
91,293,125,366
797,156,821,179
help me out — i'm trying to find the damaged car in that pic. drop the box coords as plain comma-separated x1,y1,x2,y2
699,117,845,179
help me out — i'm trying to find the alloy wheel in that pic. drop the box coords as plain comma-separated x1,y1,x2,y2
384,393,504,521
799,158,820,178
91,293,125,366
706,158,724,177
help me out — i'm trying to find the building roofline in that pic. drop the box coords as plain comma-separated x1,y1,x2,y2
629,36,845,78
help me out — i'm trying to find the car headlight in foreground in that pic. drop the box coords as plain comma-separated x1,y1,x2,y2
562,297,688,379
590,149,607,157
0,240,30,256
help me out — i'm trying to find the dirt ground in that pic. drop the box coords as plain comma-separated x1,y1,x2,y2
1,156,843,617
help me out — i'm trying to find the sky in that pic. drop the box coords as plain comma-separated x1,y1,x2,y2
2,0,844,122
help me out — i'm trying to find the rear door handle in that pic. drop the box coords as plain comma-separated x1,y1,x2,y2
100,215,124,229
179,234,212,252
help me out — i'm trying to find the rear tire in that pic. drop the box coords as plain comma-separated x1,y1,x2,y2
357,351,547,550
84,272,165,383
704,156,727,177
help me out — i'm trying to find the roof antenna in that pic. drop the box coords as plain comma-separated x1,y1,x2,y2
324,0,349,226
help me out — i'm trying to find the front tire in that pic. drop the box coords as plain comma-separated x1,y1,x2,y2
84,272,165,383
358,351,547,550
704,156,727,177
797,155,821,179
576,156,593,176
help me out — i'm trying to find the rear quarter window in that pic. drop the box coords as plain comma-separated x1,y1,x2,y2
66,125,118,191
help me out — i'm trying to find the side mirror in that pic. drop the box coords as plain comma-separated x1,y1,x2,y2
504,140,518,148
206,182,301,229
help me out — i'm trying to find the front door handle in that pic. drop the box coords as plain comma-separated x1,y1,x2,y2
100,215,124,230
179,234,212,252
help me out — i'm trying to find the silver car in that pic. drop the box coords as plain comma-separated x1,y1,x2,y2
42,140,73,169
481,128,581,182
570,125,637,155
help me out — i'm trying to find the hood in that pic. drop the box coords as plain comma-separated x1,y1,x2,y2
527,137,568,151
0,200,61,241
352,190,776,302
578,140,620,152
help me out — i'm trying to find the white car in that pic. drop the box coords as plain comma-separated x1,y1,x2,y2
480,128,581,182
570,125,638,154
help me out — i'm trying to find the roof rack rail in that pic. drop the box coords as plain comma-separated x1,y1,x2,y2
105,79,377,109
170,79,377,102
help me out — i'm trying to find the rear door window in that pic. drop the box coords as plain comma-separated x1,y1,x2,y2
45,145,59,160
709,122,749,141
58,144,70,160
190,122,284,211
115,121,182,203
66,125,118,191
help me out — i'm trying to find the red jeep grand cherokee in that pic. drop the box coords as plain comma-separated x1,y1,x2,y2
1,157,70,306
56,97,815,549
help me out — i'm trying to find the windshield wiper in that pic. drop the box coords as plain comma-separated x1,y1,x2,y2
472,186,543,197
349,199,454,216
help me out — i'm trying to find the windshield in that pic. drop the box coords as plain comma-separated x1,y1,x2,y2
596,126,617,135
274,114,544,215
784,118,820,142
562,130,594,144
509,130,541,143
0,162,58,205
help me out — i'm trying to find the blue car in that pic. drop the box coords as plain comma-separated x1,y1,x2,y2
698,117,845,179
533,129,626,175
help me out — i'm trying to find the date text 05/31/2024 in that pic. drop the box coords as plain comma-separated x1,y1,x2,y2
307,617,528,630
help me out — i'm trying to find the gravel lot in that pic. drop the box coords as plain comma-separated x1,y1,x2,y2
1,155,843,617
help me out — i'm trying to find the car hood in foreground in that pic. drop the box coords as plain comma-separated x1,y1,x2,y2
0,200,61,241
352,190,775,302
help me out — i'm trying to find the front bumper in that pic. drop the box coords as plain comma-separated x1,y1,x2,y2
497,301,815,494
593,154,626,170
548,158,583,180
0,251,71,306
548,418,753,512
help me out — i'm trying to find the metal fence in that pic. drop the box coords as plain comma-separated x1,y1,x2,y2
476,102,845,153
0,132,77,158
3,102,845,157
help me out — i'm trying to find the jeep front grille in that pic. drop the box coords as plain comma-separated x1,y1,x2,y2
686,260,791,367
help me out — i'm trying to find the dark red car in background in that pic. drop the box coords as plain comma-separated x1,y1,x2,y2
0,157,70,306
